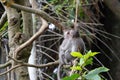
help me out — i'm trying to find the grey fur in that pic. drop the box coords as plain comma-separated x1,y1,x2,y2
57,29,86,80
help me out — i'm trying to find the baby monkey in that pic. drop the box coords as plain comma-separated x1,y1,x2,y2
57,29,86,80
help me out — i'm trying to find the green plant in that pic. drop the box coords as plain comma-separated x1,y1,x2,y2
62,50,109,80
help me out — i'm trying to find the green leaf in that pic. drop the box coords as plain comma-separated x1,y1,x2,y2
87,74,101,80
62,74,80,80
84,67,109,79
70,66,82,71
70,52,83,58
83,50,92,60
83,50,99,61
0,21,8,32
87,50,92,54
79,58,84,66
90,52,99,57
84,58,93,66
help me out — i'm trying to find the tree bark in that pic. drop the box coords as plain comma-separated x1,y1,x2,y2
14,0,32,80
4,5,20,80
3,0,32,79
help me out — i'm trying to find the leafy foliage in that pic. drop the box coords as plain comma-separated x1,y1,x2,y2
47,0,85,21
62,50,109,80
84,67,109,80
62,74,80,80
71,52,83,58
0,21,8,32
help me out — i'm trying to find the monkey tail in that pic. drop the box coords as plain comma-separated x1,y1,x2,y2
57,64,62,80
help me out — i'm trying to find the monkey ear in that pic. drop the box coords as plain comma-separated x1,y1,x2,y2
63,29,70,35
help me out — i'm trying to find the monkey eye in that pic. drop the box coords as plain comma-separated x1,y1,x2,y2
67,32,70,34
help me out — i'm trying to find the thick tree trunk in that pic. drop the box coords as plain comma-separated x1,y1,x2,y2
5,6,20,80
3,0,32,80
14,0,32,80
20,0,33,38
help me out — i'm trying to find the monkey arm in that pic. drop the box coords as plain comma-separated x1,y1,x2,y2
60,39,72,51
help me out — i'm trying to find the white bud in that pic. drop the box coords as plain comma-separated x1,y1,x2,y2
49,23,55,30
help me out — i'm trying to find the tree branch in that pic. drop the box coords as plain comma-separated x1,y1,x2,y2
0,54,58,77
0,0,64,30
0,61,59,76
15,17,48,57
22,61,59,68
0,11,7,28
0,61,12,69
0,64,22,76
9,52,59,68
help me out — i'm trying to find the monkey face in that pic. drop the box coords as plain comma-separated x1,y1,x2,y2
69,30,80,38
63,29,80,39
63,29,71,38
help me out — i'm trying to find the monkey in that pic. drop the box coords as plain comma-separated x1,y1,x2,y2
57,29,86,80
57,29,72,80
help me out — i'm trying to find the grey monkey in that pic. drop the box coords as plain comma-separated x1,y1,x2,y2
57,29,86,80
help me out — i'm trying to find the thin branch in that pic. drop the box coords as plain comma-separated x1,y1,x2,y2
40,34,61,37
8,55,23,63
81,22,104,26
0,64,22,76
48,30,63,37
37,45,58,54
40,37,60,43
42,72,55,80
39,51,56,61
0,11,7,28
44,37,62,53
22,61,59,68
74,0,79,28
8,56,59,68
0,61,12,69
